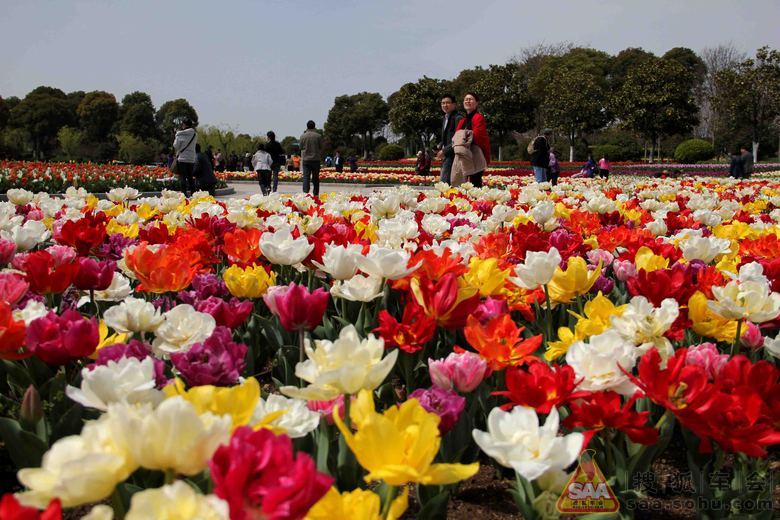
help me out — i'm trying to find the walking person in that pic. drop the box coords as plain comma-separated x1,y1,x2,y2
348,154,358,173
252,143,273,196
193,144,218,196
740,146,754,179
334,151,344,173
528,129,552,183
171,117,198,197
265,131,285,193
548,147,561,186
729,149,745,179
436,94,462,184
598,153,611,179
454,92,490,187
300,120,323,196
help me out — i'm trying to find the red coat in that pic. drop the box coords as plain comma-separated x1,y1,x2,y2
455,111,491,165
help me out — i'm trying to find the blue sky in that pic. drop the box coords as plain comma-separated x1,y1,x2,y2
1,0,779,138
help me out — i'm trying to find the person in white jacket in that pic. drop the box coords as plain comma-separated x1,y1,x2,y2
251,143,273,195
172,117,198,196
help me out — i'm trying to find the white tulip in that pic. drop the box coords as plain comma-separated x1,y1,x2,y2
611,296,679,359
355,245,419,280
3,220,50,251
281,325,398,401
125,481,228,520
13,299,48,325
151,304,216,356
6,188,34,205
66,357,164,411
708,279,780,323
330,273,384,302
473,406,583,481
312,243,361,280
251,394,320,438
509,247,562,290
103,297,164,334
259,226,314,265
679,236,732,264
566,330,637,395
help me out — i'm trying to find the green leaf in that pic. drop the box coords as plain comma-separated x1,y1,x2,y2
0,417,48,469
49,403,84,444
416,488,450,520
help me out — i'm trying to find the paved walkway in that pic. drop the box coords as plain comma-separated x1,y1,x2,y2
218,181,435,199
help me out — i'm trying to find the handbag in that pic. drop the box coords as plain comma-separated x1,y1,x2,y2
170,131,196,173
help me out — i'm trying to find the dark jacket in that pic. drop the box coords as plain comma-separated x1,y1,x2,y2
741,151,754,176
529,136,550,168
194,152,217,186
729,155,745,178
440,110,463,159
266,140,285,168
300,129,322,162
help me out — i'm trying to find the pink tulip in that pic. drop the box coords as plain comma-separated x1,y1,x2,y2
612,259,637,282
0,238,16,265
685,342,728,380
587,249,615,268
26,310,99,365
740,322,764,349
264,283,329,332
429,350,491,393
473,297,510,324
45,245,78,266
0,272,29,306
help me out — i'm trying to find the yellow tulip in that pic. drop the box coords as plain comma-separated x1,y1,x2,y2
463,257,511,297
545,292,625,360
334,389,479,486
125,481,227,520
547,257,601,303
135,203,158,221
687,291,739,343
305,487,408,520
90,321,130,359
106,219,139,239
545,326,580,361
223,264,276,299
634,246,669,272
164,377,260,429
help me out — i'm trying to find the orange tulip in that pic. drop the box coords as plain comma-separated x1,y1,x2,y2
464,314,542,370
222,227,262,266
124,242,199,293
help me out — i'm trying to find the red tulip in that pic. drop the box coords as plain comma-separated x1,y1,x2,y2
22,250,79,295
264,283,329,332
374,301,437,354
73,257,115,291
563,391,659,447
494,362,587,414
209,427,333,520
0,272,29,306
0,300,28,360
0,494,61,520
53,211,108,255
26,310,99,365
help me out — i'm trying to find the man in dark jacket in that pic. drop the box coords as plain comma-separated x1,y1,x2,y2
740,147,754,178
265,131,286,193
529,129,552,183
193,144,218,195
300,120,323,196
436,94,463,184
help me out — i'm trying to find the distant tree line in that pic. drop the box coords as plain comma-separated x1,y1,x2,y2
321,44,780,162
1,44,778,164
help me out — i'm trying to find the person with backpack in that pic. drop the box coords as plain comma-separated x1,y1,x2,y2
528,129,552,183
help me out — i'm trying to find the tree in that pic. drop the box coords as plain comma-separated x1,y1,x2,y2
533,56,609,161
663,47,706,86
10,86,73,159
449,67,489,102
612,58,699,161
57,126,84,160
77,91,119,141
712,47,780,158
698,44,745,143
119,91,157,140
324,92,388,157
281,136,299,155
117,132,157,164
610,47,656,91
388,77,448,151
472,64,534,160
3,96,21,112
0,96,9,129
155,99,198,141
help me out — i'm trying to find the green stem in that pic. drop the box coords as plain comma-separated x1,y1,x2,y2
343,393,351,429
543,284,553,344
164,468,176,485
110,487,126,520
380,485,398,519
731,318,743,356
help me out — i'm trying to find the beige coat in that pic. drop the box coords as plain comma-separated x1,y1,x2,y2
450,129,487,187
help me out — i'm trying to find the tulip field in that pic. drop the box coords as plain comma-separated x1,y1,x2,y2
1,176,779,519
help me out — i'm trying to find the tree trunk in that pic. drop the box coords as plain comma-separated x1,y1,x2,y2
753,141,759,160
498,145,503,162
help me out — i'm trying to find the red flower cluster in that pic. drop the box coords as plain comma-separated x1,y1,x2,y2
209,427,333,520
375,301,437,353
0,494,61,520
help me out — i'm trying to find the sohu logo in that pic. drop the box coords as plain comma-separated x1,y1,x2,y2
557,449,620,514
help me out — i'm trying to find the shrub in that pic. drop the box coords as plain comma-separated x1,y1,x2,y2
674,139,715,163
378,143,405,160
592,144,622,161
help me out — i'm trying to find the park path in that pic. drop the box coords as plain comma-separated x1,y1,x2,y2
218,181,435,199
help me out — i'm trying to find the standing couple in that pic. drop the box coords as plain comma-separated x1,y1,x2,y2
437,93,491,188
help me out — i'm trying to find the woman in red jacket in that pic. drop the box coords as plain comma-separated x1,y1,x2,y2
455,92,491,187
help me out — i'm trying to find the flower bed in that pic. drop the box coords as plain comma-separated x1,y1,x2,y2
0,178,778,518
0,161,228,194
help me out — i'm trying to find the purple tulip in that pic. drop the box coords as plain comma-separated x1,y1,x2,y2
410,386,466,434
170,326,247,386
